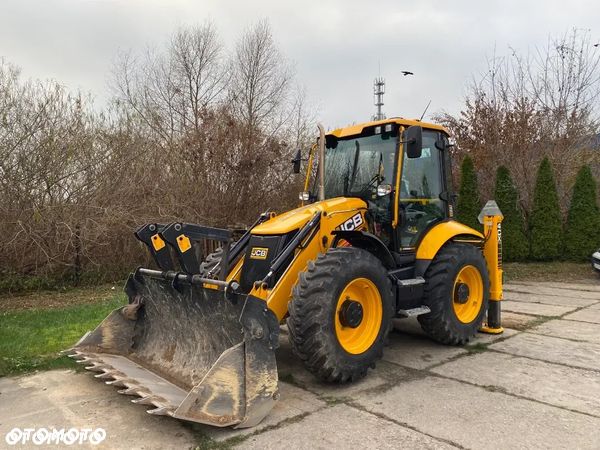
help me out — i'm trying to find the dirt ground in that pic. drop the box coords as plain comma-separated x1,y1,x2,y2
1,281,600,449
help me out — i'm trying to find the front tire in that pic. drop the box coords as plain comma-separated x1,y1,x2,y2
287,247,393,383
418,243,489,345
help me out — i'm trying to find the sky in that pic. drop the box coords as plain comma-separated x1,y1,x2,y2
0,0,599,129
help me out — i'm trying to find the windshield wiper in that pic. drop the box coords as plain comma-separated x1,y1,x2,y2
355,153,385,199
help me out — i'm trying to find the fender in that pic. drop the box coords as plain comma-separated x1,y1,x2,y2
332,230,396,269
415,220,484,276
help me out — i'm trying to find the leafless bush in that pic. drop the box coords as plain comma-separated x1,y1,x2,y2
0,20,311,290
437,29,600,217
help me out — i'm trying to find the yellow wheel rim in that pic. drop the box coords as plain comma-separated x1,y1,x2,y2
334,278,382,354
452,265,484,323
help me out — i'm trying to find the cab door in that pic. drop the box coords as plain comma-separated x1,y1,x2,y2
395,129,450,249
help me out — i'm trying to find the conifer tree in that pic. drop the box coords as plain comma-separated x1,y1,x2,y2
456,155,481,230
494,166,528,261
564,165,600,260
530,158,562,260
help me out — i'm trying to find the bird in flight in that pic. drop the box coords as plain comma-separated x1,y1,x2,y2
401,71,414,76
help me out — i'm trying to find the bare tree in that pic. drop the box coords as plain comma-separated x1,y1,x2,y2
111,21,227,143
170,23,228,130
437,29,600,217
229,20,293,133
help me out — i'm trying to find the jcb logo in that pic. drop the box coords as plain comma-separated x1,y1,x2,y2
338,213,364,231
250,247,269,260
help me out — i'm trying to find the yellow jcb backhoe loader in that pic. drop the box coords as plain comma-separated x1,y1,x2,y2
67,118,504,428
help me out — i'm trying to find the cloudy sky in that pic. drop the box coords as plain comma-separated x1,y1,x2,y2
1,0,598,129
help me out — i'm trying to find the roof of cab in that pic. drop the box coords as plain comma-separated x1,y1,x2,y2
327,117,449,138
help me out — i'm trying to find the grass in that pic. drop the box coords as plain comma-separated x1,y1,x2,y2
0,283,123,312
0,292,126,377
0,271,128,296
0,260,595,379
503,261,596,283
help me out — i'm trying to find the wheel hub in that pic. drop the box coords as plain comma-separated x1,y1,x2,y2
338,299,363,328
454,282,470,304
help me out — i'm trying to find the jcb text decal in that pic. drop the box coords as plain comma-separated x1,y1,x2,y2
250,247,269,260
338,213,364,231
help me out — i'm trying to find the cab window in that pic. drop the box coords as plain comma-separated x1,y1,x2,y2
398,130,446,247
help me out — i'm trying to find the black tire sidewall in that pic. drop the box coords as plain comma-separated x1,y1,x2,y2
419,243,490,344
287,247,394,382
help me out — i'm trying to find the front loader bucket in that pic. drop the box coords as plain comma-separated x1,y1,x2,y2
66,273,280,428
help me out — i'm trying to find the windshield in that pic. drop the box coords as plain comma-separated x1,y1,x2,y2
312,131,398,200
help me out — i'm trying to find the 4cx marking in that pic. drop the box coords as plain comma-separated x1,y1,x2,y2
337,213,364,231
250,247,269,260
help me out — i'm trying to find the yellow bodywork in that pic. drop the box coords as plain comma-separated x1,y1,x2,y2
252,197,366,235
482,214,503,301
416,221,484,261
242,197,368,321
328,117,448,138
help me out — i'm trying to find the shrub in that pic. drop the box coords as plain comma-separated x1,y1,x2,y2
563,166,600,260
456,155,481,230
494,166,528,261
530,158,562,260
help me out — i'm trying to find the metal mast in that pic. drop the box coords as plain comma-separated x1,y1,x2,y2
372,77,386,121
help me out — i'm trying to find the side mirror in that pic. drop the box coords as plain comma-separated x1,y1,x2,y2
292,149,302,174
377,184,392,197
405,125,423,159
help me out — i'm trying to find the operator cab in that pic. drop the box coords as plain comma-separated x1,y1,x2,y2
301,119,454,255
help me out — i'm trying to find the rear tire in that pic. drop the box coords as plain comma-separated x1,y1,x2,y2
199,247,223,277
418,243,489,345
287,247,393,383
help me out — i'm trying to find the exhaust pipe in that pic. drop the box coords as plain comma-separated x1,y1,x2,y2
317,123,326,201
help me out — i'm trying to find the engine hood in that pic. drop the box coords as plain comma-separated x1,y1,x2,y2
251,197,368,235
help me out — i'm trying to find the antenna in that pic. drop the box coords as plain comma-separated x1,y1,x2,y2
372,77,386,121
419,100,432,121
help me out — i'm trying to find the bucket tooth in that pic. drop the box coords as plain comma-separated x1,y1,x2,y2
67,351,84,360
106,378,127,387
118,387,144,396
75,357,94,365
95,371,117,380
85,363,109,372
132,396,156,405
147,406,171,416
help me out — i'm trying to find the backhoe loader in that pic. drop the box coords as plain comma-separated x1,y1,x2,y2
67,117,504,428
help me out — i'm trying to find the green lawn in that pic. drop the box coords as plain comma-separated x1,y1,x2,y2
0,293,126,376
503,262,596,282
